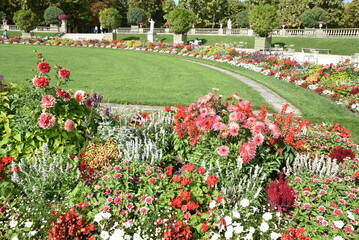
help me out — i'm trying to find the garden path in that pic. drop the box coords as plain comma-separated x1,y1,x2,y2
184,60,302,116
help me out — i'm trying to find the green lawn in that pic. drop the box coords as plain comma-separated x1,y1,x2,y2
2,31,358,55
0,44,270,110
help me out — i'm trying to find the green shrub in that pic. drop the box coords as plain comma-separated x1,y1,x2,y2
99,8,122,31
236,10,249,28
44,6,64,25
0,11,6,21
301,7,327,28
168,8,195,34
127,8,147,25
249,5,278,37
13,10,39,32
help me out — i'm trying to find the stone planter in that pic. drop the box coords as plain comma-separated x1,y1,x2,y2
173,34,187,44
254,36,272,50
22,32,34,38
104,32,117,41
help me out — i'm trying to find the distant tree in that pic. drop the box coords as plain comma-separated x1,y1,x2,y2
167,8,195,34
128,0,161,19
247,0,279,5
344,0,359,28
301,7,327,28
99,8,121,31
90,0,117,26
277,0,311,28
127,8,147,25
249,4,278,37
44,6,64,25
0,11,6,20
236,11,249,28
313,0,344,27
162,0,176,20
13,10,39,32
227,0,246,21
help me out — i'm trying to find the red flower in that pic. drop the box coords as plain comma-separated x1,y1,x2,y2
38,61,51,73
172,174,181,182
201,223,209,232
58,68,70,78
206,175,219,187
166,166,173,176
64,120,75,131
38,113,56,129
33,76,49,88
171,196,183,208
181,177,192,186
187,201,199,210
41,95,56,109
149,178,156,184
77,202,88,209
1,157,15,164
197,167,206,174
240,141,257,163
180,191,192,201
182,163,195,172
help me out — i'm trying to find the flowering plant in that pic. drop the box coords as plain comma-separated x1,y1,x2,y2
58,14,68,20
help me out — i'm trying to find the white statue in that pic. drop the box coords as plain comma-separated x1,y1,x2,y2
149,19,155,32
227,19,232,30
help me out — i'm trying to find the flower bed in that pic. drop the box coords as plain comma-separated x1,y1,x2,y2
0,48,358,240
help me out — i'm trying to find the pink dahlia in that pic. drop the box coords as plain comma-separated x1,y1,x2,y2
38,113,56,129
74,90,88,102
41,95,56,108
58,68,70,79
38,61,51,74
240,141,257,163
33,76,49,88
212,122,225,130
217,145,230,157
64,120,75,131
229,128,239,136
253,134,264,146
56,88,71,101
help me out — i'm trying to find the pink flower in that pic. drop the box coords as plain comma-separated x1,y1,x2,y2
114,173,122,179
33,76,49,88
294,201,301,207
253,134,264,146
339,199,346,205
114,165,122,171
318,206,326,212
344,225,354,234
321,184,328,189
41,95,56,108
252,122,265,134
114,197,122,204
56,88,71,101
103,205,110,212
107,197,113,203
229,128,239,136
126,203,134,210
212,122,225,130
141,195,147,201
317,216,324,221
304,190,311,196
240,141,257,163
319,190,327,195
140,207,148,215
333,208,343,216
295,177,302,182
38,113,56,129
64,120,75,131
348,193,356,199
126,193,133,200
303,203,311,210
58,68,70,78
38,62,51,74
322,220,328,226
74,90,87,102
102,175,109,180
217,145,230,157
145,197,153,204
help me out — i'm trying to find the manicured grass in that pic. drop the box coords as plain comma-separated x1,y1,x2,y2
0,44,270,110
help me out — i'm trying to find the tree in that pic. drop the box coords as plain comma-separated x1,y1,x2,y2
90,0,118,26
0,11,6,20
227,0,246,21
128,0,161,20
167,8,195,34
13,9,39,32
344,0,359,28
127,8,147,25
162,0,176,20
313,0,345,27
301,7,327,28
246,0,279,5
99,7,121,31
249,4,278,37
44,6,64,25
236,11,249,28
277,0,311,28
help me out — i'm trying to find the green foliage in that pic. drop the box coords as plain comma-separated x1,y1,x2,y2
99,7,121,30
127,8,147,25
301,7,327,28
0,11,6,20
236,10,249,28
128,0,161,22
168,8,195,34
249,4,278,37
13,10,38,32
162,0,176,20
44,6,64,25
344,0,359,28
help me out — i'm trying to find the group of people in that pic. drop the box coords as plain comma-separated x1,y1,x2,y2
2,29,8,39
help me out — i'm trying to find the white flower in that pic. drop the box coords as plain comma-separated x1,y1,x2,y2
133,233,143,240
333,221,344,229
112,229,125,237
347,211,355,220
333,236,344,240
100,231,110,240
249,226,255,233
270,232,282,240
276,212,281,217
9,220,18,228
24,221,33,228
262,212,272,221
224,216,232,225
232,210,241,219
94,213,103,223
102,212,111,219
260,222,269,232
233,223,244,234
211,234,220,240
28,231,37,238
225,225,234,239
209,200,216,209
240,198,250,207
243,233,253,240
11,237,19,240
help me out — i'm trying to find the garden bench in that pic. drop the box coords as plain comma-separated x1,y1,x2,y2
301,48,331,54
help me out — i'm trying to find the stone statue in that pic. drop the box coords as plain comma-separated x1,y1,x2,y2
149,19,155,33
227,19,232,30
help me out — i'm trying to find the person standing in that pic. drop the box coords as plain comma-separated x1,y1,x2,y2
2,29,9,39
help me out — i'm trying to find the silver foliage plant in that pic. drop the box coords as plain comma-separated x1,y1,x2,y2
283,153,339,177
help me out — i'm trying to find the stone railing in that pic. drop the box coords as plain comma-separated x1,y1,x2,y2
2,24,359,38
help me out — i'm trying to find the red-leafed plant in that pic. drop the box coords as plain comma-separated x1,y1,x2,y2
266,172,296,214
329,147,355,162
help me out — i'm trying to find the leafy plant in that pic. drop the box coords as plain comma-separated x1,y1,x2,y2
13,10,39,33
236,10,249,28
249,5,278,37
301,7,327,28
168,8,196,34
126,8,147,25
44,6,64,25
99,8,121,31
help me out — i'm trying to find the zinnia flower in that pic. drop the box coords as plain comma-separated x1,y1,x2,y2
74,90,87,102
33,76,49,88
140,207,148,215
217,145,230,157
38,61,51,74
240,141,257,163
38,113,56,129
58,68,70,78
41,95,56,108
64,120,74,131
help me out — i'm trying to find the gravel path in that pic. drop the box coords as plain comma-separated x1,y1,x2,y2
183,59,302,116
